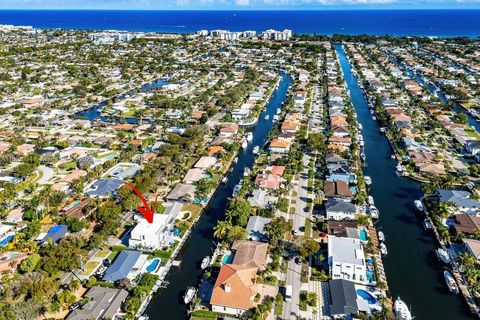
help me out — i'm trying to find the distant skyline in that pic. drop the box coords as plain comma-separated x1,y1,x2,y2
1,0,480,10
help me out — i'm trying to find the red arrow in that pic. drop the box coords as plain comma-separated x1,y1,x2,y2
124,182,158,224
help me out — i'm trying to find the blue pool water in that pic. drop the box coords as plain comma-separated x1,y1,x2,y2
0,235,14,247
221,254,234,264
356,289,377,304
359,228,368,241
146,259,161,272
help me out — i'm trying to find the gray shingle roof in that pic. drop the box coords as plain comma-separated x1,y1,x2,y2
87,178,124,198
103,250,142,281
329,279,358,316
66,286,128,320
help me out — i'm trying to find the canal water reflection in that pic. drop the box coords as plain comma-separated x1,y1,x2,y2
145,72,292,319
336,44,472,320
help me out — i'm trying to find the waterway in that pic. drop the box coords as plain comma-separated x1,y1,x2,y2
145,72,292,319
386,53,480,133
336,44,473,320
74,79,169,124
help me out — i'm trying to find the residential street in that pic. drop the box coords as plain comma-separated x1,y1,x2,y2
282,259,303,319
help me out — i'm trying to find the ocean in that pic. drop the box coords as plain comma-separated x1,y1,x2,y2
0,10,479,37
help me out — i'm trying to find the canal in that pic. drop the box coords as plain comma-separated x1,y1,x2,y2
386,52,480,133
74,79,169,124
336,44,473,320
145,72,292,319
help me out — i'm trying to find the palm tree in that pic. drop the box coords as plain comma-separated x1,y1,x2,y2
213,220,231,239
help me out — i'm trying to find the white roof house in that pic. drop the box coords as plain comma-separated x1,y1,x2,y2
194,156,217,170
328,235,367,284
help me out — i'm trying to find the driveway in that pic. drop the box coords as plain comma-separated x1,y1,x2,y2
37,165,54,185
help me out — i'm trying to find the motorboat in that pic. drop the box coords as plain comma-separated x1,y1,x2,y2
391,154,396,160
380,243,388,255
379,127,386,133
378,231,385,242
370,109,375,115
272,115,279,122
369,205,379,219
252,146,260,155
396,164,404,173
264,114,270,121
394,297,413,320
436,248,451,265
201,256,211,270
423,218,433,230
243,167,251,177
414,200,424,212
360,153,366,161
367,196,375,205
276,108,281,114
241,139,248,149
221,176,228,183
183,287,197,304
246,132,253,142
233,157,238,164
444,271,459,294
232,184,242,197
364,176,372,186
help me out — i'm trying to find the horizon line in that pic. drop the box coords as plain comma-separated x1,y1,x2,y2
1,8,480,11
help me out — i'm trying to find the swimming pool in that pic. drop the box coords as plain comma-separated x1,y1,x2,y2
221,254,234,264
146,258,161,273
356,289,377,304
366,270,376,282
359,228,368,241
0,235,14,247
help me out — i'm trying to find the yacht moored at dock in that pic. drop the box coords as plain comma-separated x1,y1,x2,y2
380,242,388,255
444,271,459,294
252,146,260,155
183,287,197,304
394,297,413,320
200,256,211,270
364,176,372,186
436,248,451,265
414,199,424,212
423,218,433,230
378,231,385,242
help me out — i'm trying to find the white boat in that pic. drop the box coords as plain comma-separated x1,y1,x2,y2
414,200,424,212
201,256,211,270
394,297,413,320
359,140,365,147
221,176,228,183
444,271,459,294
233,157,238,164
252,146,260,155
370,109,375,115
423,218,433,230
276,108,281,114
396,164,404,172
183,287,197,304
380,243,388,255
391,154,396,160
360,153,366,161
243,167,251,177
372,116,376,120
358,123,363,131
369,205,379,219
436,248,451,264
264,114,270,121
367,196,375,205
246,132,253,142
379,127,386,133
272,115,279,122
232,184,242,197
364,176,372,186
241,139,248,149
378,231,385,242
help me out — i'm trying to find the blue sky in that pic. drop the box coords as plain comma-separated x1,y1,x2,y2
1,0,480,10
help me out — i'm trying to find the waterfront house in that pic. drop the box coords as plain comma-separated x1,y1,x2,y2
103,250,148,282
254,173,282,190
324,181,353,198
247,189,277,209
210,264,258,317
219,123,239,137
328,235,367,284
463,239,480,263
327,221,359,238
325,198,357,221
246,216,272,242
329,279,359,319
269,139,290,153
452,214,480,235
166,183,196,202
437,189,480,216
66,286,128,320
231,240,268,270
183,168,205,184
194,156,217,170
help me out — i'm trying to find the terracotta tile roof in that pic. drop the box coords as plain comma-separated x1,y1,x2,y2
113,124,134,131
210,264,258,310
208,146,224,156
270,139,290,149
